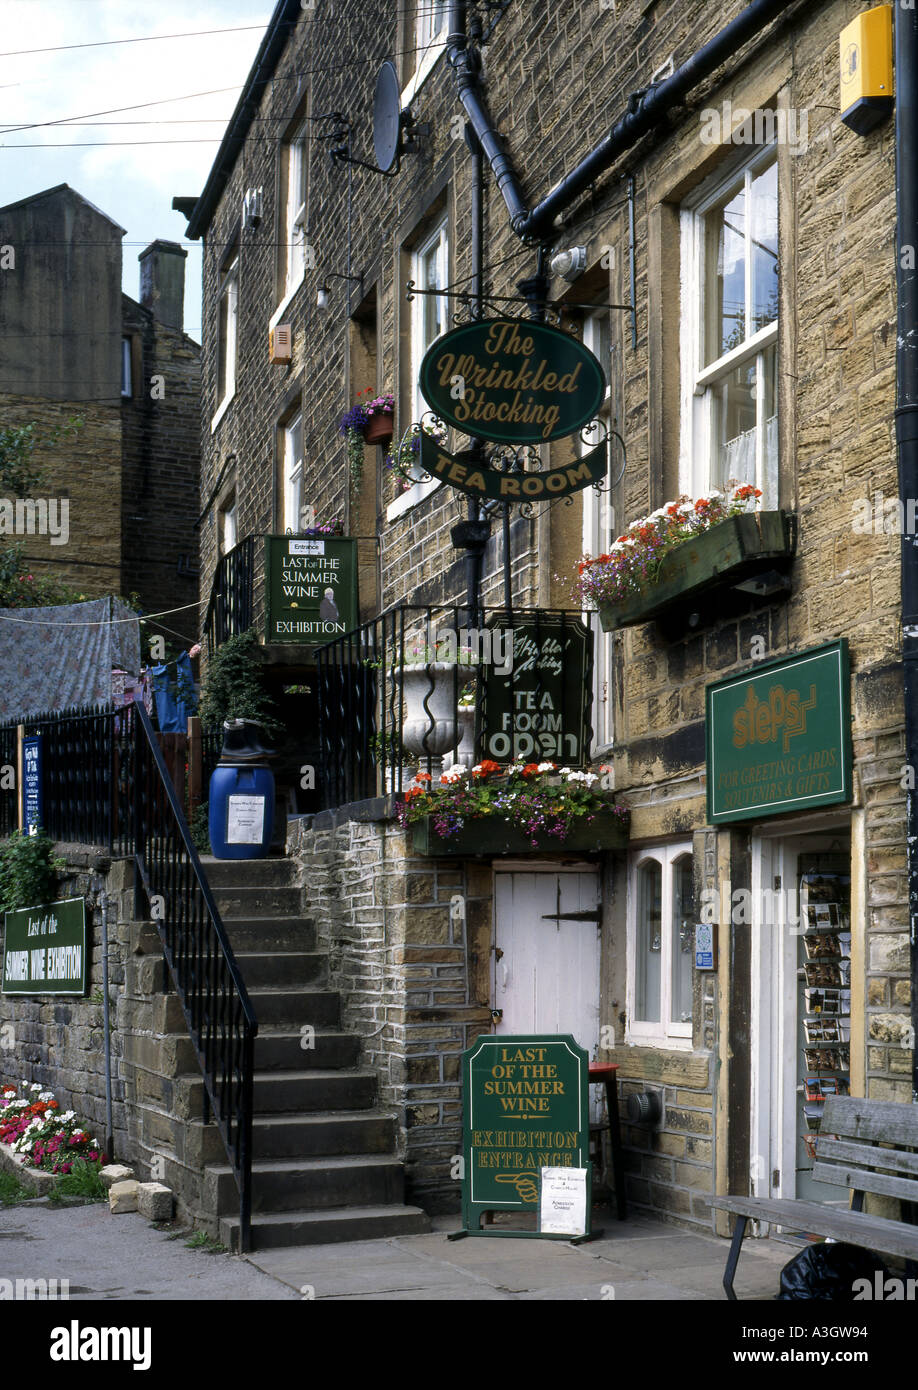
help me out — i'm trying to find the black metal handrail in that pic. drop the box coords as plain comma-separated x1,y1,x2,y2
127,702,257,1252
205,534,255,652
314,605,595,810
0,700,257,1252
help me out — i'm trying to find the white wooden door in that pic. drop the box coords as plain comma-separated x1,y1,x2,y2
493,867,601,1056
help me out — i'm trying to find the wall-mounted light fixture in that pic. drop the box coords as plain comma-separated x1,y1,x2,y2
316,269,363,313
550,246,588,282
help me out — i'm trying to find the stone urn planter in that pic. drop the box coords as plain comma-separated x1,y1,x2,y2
598,510,797,632
444,703,476,771
392,662,461,758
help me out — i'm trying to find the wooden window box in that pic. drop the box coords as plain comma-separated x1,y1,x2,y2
597,511,797,634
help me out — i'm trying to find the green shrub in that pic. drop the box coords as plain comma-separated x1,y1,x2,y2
48,1158,106,1202
0,830,65,913
190,802,211,855
197,628,279,736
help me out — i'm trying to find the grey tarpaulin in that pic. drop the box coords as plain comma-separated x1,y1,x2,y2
0,596,141,721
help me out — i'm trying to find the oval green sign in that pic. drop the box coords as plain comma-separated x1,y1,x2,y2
419,318,606,445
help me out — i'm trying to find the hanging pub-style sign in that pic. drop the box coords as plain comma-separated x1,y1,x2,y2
419,433,608,502
263,536,359,644
419,318,606,445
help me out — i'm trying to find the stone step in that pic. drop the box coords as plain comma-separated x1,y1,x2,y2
220,1203,430,1251
253,1069,377,1113
246,987,340,1027
219,916,317,953
200,857,297,888
254,1029,360,1071
232,951,326,989
206,1155,405,1215
212,885,303,919
176,1068,376,1120
251,1110,396,1158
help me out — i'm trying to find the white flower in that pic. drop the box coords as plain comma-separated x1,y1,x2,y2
59,1110,75,1122
507,764,525,776
536,762,555,773
29,1082,41,1091
39,1091,54,1102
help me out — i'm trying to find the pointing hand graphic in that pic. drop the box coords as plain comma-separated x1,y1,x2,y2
494,1171,539,1203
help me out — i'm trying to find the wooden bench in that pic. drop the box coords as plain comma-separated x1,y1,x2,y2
708,1096,918,1299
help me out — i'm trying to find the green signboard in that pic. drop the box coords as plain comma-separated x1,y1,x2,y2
419,433,608,502
459,1034,591,1238
2,897,87,995
480,614,592,765
706,639,852,824
419,318,606,444
264,536,359,644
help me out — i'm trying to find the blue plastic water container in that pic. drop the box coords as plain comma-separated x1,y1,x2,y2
208,762,275,859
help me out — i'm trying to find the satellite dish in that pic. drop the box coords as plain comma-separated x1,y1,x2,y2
373,61,402,173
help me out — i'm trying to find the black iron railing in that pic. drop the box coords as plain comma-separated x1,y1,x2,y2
21,703,120,846
314,605,595,811
0,701,256,1252
0,717,18,838
205,535,255,652
127,702,256,1251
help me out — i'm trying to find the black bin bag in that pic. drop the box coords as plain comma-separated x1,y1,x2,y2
777,1241,889,1300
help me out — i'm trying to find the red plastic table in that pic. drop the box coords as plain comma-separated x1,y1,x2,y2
589,1061,627,1220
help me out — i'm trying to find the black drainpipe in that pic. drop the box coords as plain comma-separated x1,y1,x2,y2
894,4,918,1104
447,0,796,243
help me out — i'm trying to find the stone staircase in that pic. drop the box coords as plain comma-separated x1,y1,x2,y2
198,857,429,1250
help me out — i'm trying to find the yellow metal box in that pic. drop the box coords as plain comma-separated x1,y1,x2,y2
840,5,894,134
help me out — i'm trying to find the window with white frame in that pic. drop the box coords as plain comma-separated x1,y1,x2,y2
219,491,237,555
216,248,239,413
627,844,694,1045
580,309,615,750
680,145,778,506
120,338,132,398
407,215,449,481
283,412,305,533
284,119,309,299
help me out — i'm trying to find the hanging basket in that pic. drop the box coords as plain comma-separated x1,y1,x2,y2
364,413,394,447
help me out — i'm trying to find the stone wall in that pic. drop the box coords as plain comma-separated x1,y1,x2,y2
120,296,201,631
287,808,493,1213
0,393,123,598
0,849,221,1232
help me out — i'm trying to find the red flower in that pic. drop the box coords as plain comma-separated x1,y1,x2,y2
521,763,540,778
414,772,432,783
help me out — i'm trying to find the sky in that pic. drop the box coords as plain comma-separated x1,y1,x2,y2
0,0,278,341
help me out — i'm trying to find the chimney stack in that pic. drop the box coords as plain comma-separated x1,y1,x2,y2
139,239,187,330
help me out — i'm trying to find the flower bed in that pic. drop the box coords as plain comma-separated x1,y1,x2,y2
398,760,629,852
0,1081,107,1175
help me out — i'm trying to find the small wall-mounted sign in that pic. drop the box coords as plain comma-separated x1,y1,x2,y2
20,733,42,835
705,640,852,824
2,897,86,995
694,921,717,971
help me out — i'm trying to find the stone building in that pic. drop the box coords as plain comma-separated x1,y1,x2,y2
0,184,200,631
173,0,916,1240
